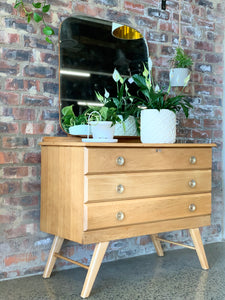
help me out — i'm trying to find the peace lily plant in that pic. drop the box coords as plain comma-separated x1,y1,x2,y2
132,63,193,143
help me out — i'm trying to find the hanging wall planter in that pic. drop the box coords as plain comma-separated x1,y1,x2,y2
169,67,190,87
140,109,176,143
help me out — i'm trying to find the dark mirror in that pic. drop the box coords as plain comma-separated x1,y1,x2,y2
59,16,149,129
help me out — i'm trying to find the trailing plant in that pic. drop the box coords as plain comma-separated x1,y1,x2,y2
86,106,121,126
61,105,87,132
14,0,54,43
169,47,193,69
132,65,193,118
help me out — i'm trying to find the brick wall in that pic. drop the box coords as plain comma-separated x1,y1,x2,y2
0,0,224,279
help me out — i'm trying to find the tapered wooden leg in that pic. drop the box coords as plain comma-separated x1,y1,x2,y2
189,228,209,270
81,241,109,299
151,234,164,256
43,235,64,278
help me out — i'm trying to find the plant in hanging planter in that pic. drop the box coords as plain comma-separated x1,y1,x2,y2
169,47,193,87
132,64,193,143
14,0,54,43
95,69,139,136
61,105,89,135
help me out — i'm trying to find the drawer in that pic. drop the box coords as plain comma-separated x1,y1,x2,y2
84,170,211,202
83,193,211,231
84,147,212,174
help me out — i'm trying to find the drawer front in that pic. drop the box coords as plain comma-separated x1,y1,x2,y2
84,147,212,174
84,193,211,231
84,170,211,202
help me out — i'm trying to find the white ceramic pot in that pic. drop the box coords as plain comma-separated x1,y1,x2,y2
114,115,138,136
90,121,115,139
169,68,190,87
69,125,90,136
140,109,176,143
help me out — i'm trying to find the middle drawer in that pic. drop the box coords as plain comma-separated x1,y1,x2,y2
84,170,211,202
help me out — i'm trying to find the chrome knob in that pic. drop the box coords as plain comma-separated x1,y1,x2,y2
116,156,125,166
189,156,197,165
189,179,196,188
116,184,124,193
116,211,125,221
189,203,196,212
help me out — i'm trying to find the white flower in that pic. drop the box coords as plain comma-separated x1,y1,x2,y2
104,89,109,98
154,84,160,92
112,69,123,83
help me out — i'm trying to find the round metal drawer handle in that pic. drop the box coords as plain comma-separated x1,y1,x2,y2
189,179,196,188
116,184,124,193
189,156,197,165
116,156,125,166
189,203,196,212
116,211,125,221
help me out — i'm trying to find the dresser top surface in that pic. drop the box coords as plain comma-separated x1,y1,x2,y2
40,137,216,148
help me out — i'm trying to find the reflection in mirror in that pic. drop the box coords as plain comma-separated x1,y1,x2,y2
59,16,148,128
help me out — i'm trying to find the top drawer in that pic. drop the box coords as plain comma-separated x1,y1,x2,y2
84,147,212,174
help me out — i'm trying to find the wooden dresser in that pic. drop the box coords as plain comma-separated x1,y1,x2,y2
40,137,215,298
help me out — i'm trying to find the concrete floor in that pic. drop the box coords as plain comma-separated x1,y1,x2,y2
1,242,225,300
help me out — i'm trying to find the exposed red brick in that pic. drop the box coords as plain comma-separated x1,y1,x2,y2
0,92,19,105
3,166,28,178
5,253,37,267
0,152,19,164
124,2,144,14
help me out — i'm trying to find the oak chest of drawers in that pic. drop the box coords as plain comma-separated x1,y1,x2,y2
40,137,215,298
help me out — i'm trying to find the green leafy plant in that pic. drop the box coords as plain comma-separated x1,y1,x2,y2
86,106,121,126
132,65,193,118
14,0,54,43
169,47,193,69
61,105,87,132
95,69,138,121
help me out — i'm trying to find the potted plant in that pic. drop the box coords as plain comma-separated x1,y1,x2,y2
86,106,121,140
132,65,193,143
61,105,89,135
169,47,193,87
95,69,139,136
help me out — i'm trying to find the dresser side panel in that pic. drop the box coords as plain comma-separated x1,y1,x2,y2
40,146,84,243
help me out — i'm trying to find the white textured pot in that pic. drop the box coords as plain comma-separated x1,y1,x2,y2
114,115,138,136
169,68,190,87
141,109,176,143
69,125,90,136
90,121,115,139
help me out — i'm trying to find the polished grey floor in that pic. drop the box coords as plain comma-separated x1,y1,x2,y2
1,242,225,300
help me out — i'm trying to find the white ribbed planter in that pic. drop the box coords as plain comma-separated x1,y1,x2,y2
114,115,138,136
90,121,115,139
140,109,176,143
169,68,190,87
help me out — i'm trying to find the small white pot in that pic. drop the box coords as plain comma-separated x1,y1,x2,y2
141,109,176,143
169,68,190,87
69,125,90,136
114,115,138,136
90,121,115,139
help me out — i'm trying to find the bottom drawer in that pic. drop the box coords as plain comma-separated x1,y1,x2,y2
84,193,211,231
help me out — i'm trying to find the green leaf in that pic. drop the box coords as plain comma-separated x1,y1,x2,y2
14,2,22,9
42,4,50,13
33,12,42,22
45,36,53,44
32,2,42,8
27,15,31,23
43,26,54,36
